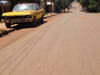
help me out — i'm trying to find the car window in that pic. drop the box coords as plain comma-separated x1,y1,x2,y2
38,5,41,9
13,4,35,11
35,5,40,10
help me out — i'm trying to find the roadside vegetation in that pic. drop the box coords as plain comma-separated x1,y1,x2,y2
77,0,100,12
54,0,74,12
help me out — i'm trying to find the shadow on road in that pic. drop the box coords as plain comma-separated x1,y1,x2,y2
0,21,47,38
0,29,15,37
12,21,47,30
44,13,59,19
0,13,60,38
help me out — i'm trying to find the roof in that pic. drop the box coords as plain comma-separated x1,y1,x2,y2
17,3,38,5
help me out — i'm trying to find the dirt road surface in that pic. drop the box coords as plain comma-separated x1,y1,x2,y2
0,2,100,75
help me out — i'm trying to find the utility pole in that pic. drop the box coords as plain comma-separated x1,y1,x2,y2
53,0,55,13
44,0,47,12
50,0,52,14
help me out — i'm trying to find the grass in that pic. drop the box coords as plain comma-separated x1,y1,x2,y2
45,13,48,15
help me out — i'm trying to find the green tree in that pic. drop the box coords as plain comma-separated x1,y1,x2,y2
55,0,74,12
88,0,98,11
79,0,100,12
80,0,89,8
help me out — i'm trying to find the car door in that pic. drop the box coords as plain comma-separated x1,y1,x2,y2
35,4,40,20
37,5,43,18
36,4,43,19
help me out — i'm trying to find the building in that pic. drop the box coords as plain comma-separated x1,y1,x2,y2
40,0,55,13
46,1,55,13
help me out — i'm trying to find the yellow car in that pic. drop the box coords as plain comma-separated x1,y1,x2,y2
2,3,45,28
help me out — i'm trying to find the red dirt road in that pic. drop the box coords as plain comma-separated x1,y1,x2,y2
0,3,100,75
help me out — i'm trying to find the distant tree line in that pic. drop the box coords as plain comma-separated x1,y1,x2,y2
77,0,100,12
54,0,74,12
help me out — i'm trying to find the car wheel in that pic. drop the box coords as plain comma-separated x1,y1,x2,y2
31,17,37,27
41,15,44,23
5,23,11,28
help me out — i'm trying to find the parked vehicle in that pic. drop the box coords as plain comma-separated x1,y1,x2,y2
1,3,45,28
70,4,72,7
80,8,85,12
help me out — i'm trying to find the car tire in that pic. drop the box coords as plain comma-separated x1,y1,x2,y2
41,15,44,23
5,23,11,28
31,17,37,27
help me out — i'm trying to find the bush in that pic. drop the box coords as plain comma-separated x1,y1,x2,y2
79,0,100,12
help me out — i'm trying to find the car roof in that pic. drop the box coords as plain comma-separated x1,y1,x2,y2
17,3,38,5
